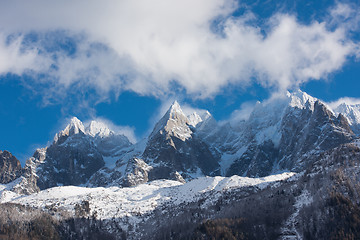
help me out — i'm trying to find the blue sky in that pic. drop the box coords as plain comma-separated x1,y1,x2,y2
0,0,359,164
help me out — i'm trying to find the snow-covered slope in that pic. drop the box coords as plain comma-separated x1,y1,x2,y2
2,140,360,239
0,172,295,238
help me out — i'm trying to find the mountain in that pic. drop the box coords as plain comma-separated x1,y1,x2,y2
2,140,360,239
25,117,133,190
192,90,354,177
142,100,220,181
90,90,353,186
88,101,220,187
1,90,360,239
15,90,356,190
217,90,354,177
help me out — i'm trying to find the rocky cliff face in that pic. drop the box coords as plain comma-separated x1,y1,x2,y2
35,134,104,189
0,150,39,195
277,100,353,170
0,150,22,184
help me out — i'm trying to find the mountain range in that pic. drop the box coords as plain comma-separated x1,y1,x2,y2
1,89,360,239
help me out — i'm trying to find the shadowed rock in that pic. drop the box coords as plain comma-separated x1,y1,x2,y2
0,150,22,184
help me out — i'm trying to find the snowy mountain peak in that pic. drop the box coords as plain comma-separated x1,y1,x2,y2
287,89,317,110
333,103,360,134
149,101,193,141
169,100,182,113
69,117,85,132
67,117,85,134
336,103,351,112
249,90,317,121
334,103,360,122
187,112,202,127
54,117,85,142
163,101,187,123
86,120,113,138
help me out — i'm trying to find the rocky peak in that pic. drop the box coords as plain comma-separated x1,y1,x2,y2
54,117,86,143
243,90,318,135
169,100,182,114
142,101,220,182
0,150,22,184
248,90,316,121
287,89,317,110
149,101,193,141
166,101,188,124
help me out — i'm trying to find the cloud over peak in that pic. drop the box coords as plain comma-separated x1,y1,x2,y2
0,1,358,101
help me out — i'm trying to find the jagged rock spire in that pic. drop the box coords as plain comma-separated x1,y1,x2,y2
149,101,192,141
53,117,85,143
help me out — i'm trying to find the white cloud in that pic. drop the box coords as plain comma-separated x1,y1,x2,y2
181,104,209,118
327,97,360,110
329,2,360,31
0,33,49,75
229,101,258,122
0,1,358,100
